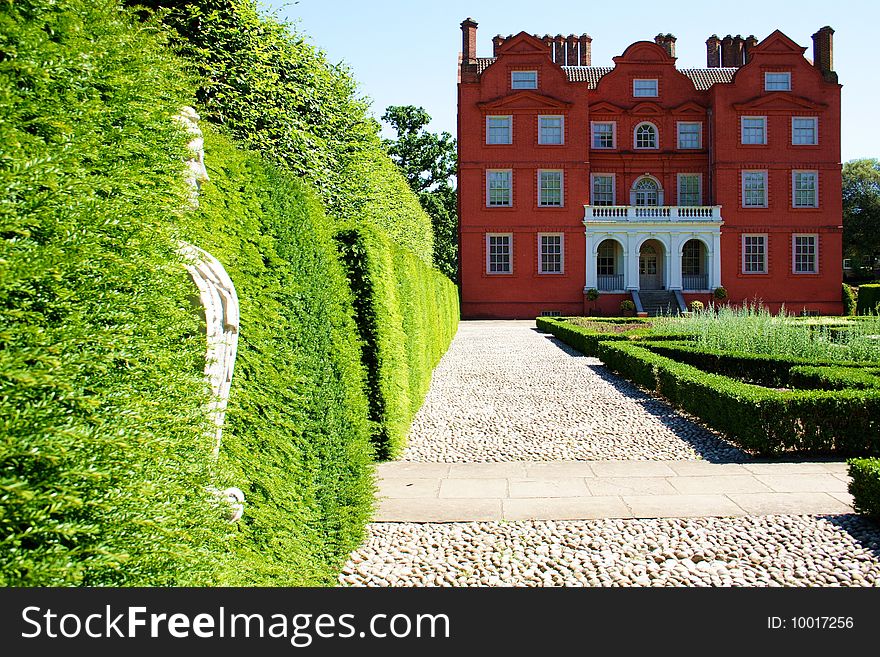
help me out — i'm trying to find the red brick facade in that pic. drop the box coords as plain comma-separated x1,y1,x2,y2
457,19,843,318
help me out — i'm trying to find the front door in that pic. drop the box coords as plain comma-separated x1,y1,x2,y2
639,243,662,290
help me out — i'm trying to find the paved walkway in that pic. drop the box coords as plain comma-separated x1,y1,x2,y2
375,460,854,521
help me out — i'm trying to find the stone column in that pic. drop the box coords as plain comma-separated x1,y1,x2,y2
583,228,597,290
668,234,683,290
626,234,640,290
711,231,722,289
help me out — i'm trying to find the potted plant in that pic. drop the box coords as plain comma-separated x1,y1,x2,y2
713,286,728,301
619,299,636,317
586,288,600,316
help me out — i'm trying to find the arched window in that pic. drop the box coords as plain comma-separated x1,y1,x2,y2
632,177,661,206
682,240,703,276
635,122,658,149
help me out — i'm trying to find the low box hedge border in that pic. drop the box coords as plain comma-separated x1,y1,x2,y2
536,317,689,357
789,366,880,391
848,458,880,520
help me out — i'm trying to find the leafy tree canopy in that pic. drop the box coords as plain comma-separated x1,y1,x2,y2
382,105,456,194
843,158,880,271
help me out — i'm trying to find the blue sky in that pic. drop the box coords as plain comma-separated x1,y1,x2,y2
264,0,878,162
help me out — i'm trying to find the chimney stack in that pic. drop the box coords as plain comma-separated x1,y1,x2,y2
732,35,745,66
566,35,579,66
706,34,721,67
812,26,834,73
743,35,758,64
554,34,566,65
461,17,478,63
721,35,736,67
654,33,676,58
492,35,504,56
579,34,592,66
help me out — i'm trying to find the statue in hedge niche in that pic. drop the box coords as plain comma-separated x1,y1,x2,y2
173,105,210,208
174,106,243,523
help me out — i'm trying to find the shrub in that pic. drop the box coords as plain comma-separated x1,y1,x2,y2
336,224,458,459
184,128,376,585
789,366,880,391
848,458,880,520
620,299,636,312
713,286,728,300
843,284,857,316
594,343,880,456
857,284,880,315
586,288,600,301
0,0,233,585
689,300,704,312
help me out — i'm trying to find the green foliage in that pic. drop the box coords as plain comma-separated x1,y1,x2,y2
182,128,375,584
843,159,880,272
654,303,880,361
138,0,434,262
619,300,636,312
689,300,704,312
789,365,880,391
595,343,880,456
337,225,459,459
848,458,880,520
857,284,880,315
0,0,235,585
843,283,857,316
713,287,728,300
419,185,458,281
585,288,600,302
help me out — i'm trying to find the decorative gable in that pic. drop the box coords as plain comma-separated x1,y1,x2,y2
589,100,625,114
478,90,572,111
496,32,552,56
671,101,708,115
750,30,807,56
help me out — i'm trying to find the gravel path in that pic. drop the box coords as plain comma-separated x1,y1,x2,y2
340,516,880,587
403,321,744,462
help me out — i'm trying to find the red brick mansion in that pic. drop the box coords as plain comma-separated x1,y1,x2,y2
456,18,843,318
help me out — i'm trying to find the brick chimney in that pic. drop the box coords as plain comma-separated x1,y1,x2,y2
554,34,566,65
743,35,758,64
706,34,721,67
654,33,676,58
567,35,579,65
812,26,834,73
721,35,736,67
732,35,745,66
492,34,504,56
461,17,478,63
579,34,592,66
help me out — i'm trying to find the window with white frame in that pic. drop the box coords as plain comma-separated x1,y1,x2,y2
486,170,512,207
597,241,616,276
633,79,658,97
793,234,818,273
682,240,703,276
511,71,537,89
538,170,563,207
764,72,791,91
743,235,768,274
635,122,658,149
793,171,818,208
487,234,512,273
539,233,564,274
792,117,818,145
538,115,564,145
677,174,701,206
486,116,512,144
741,116,767,145
632,177,661,206
592,122,615,149
742,170,768,207
677,122,702,149
591,174,615,206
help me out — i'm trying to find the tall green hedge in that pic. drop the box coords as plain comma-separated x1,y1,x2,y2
857,284,880,315
337,225,458,459
0,0,233,585
183,127,375,584
134,0,435,264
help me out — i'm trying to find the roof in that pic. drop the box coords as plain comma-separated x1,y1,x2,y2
475,57,737,90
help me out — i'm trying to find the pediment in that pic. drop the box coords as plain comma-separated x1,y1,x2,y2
589,100,625,114
751,30,807,55
478,90,572,110
631,101,664,115
671,101,708,115
497,32,551,56
614,41,673,63
733,93,825,111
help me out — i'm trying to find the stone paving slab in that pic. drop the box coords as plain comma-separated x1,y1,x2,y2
374,460,855,521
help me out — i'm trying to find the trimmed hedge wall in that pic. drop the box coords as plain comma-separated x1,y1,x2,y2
337,225,458,459
848,459,880,520
183,127,375,585
857,284,880,315
1,0,233,585
536,317,692,358
596,342,880,456
789,366,880,391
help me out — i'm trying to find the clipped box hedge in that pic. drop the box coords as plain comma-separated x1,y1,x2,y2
596,342,880,456
789,366,880,391
848,458,880,520
337,225,458,459
857,284,880,315
536,317,692,358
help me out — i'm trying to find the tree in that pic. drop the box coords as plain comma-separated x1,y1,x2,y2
843,159,880,277
382,106,458,280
